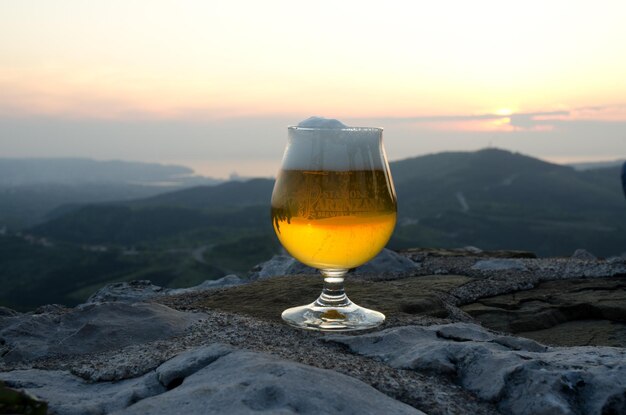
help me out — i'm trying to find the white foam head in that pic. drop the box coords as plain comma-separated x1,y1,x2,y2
297,116,348,129
282,117,384,171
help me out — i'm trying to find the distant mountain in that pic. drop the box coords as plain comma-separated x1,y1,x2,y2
129,178,274,211
0,158,224,229
32,149,626,257
0,158,217,186
0,183,182,229
31,179,275,243
394,149,624,219
7,148,626,310
391,149,626,255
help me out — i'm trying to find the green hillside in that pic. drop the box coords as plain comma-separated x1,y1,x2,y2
0,179,281,309
129,178,274,211
31,149,626,257
391,149,626,255
3,149,626,310
0,234,227,311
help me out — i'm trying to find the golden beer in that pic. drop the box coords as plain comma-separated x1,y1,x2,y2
271,169,397,270
273,121,396,331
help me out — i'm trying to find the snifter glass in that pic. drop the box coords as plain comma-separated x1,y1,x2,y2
271,125,397,331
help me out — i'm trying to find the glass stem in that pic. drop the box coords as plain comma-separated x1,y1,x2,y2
315,269,351,308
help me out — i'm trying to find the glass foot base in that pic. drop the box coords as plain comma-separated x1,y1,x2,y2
281,301,385,332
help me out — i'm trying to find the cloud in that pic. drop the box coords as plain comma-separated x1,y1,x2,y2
352,110,571,130
508,112,569,129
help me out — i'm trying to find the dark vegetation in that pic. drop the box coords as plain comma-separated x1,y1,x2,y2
1,149,625,310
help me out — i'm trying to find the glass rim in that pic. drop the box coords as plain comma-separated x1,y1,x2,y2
288,126,383,132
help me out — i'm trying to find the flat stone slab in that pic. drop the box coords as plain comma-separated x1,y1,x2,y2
119,349,424,415
462,276,626,346
3,250,626,415
328,322,626,415
0,369,165,415
162,274,471,325
401,247,537,259
0,345,424,415
471,259,528,271
1,307,501,415
86,275,243,304
0,302,205,363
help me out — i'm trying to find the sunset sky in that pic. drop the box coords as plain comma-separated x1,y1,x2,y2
1,1,625,177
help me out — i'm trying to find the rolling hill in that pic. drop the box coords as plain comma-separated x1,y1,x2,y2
4,148,626,310
390,149,626,254
33,148,626,256
0,158,222,229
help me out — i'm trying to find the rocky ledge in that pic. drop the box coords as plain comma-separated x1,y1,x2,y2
1,248,625,415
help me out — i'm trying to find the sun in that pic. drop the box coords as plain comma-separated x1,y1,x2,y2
495,108,513,116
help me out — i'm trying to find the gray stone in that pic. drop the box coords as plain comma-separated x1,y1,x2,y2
0,369,165,415
471,259,528,271
1,346,424,415
328,323,626,415
168,275,243,295
0,302,204,363
32,304,71,314
249,248,419,280
571,249,597,260
86,280,166,303
156,343,234,388
461,276,626,347
86,275,243,304
607,255,626,264
118,350,424,415
492,335,547,352
248,254,315,279
436,323,494,342
354,248,420,276
0,306,19,317
560,259,626,279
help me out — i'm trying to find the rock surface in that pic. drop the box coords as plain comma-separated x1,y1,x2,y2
1,344,423,415
0,369,165,415
86,275,242,304
2,249,626,415
0,302,204,363
166,274,471,325
470,258,527,271
121,348,424,415
401,247,537,259
571,248,597,260
328,323,626,415
249,248,419,280
462,276,626,347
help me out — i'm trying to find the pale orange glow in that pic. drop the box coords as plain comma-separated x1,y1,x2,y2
543,155,624,165
167,159,281,179
495,108,513,116
413,118,514,133
1,1,626,124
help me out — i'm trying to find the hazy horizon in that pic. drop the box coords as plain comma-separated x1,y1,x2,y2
1,145,622,180
1,1,625,178
2,112,625,178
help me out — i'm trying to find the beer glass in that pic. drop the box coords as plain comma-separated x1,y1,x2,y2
271,125,397,331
